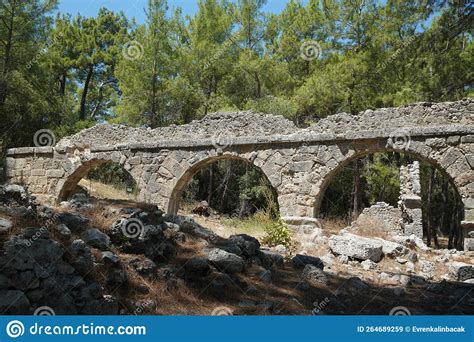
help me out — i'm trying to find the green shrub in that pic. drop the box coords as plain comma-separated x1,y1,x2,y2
261,214,292,247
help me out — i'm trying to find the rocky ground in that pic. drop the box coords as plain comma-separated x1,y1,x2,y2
0,184,472,315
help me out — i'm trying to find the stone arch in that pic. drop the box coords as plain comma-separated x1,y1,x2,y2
57,157,140,202
165,154,280,215
312,139,470,218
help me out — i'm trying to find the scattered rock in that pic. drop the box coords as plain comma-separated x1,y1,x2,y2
448,262,473,281
101,251,120,266
292,254,324,269
257,250,284,268
228,234,260,257
184,258,210,278
130,258,157,276
81,228,111,250
396,257,408,264
68,239,94,275
273,244,287,255
375,238,407,257
419,260,436,278
329,234,383,262
57,212,90,233
0,217,13,235
361,260,377,271
302,264,329,286
207,248,245,273
145,241,175,262
338,255,349,264
55,224,72,241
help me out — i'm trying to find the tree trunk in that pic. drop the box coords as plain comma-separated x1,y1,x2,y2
207,165,213,206
219,163,233,213
448,194,457,249
79,65,94,120
0,3,16,105
439,176,449,247
59,71,67,95
426,167,436,246
351,159,362,221
150,59,159,127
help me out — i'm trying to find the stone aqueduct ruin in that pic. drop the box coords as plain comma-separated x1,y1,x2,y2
4,99,474,249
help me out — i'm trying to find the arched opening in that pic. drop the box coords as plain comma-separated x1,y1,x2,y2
168,156,280,239
318,152,464,250
58,159,139,202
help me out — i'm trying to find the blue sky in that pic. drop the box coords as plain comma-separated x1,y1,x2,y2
56,0,295,22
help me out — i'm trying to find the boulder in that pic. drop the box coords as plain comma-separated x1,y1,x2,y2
302,264,328,286
0,217,12,235
68,239,94,275
107,268,128,286
145,241,175,262
139,225,164,242
81,228,111,250
101,251,120,266
173,217,217,242
130,258,157,276
207,248,245,273
184,258,210,278
57,212,90,233
257,249,284,268
292,254,324,269
361,259,377,270
55,224,72,241
329,234,383,262
337,277,370,296
227,234,260,257
448,262,473,281
392,234,429,251
375,238,407,257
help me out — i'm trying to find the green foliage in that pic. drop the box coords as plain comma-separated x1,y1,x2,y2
261,213,292,247
87,162,138,193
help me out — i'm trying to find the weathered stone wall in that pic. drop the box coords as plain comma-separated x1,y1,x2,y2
4,99,474,246
350,202,403,236
399,162,423,238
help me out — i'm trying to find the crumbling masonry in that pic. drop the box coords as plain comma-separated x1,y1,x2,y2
4,99,474,250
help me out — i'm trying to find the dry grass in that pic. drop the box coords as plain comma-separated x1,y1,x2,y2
78,179,137,201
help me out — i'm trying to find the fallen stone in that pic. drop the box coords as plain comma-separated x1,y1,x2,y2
101,251,120,266
292,254,324,269
228,234,260,257
184,258,210,278
448,262,473,281
396,257,408,264
57,212,90,233
130,258,157,276
207,248,245,273
375,238,407,257
81,228,111,250
0,217,13,235
68,239,94,275
302,264,328,286
257,249,284,268
329,234,383,262
55,224,72,241
361,259,377,270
